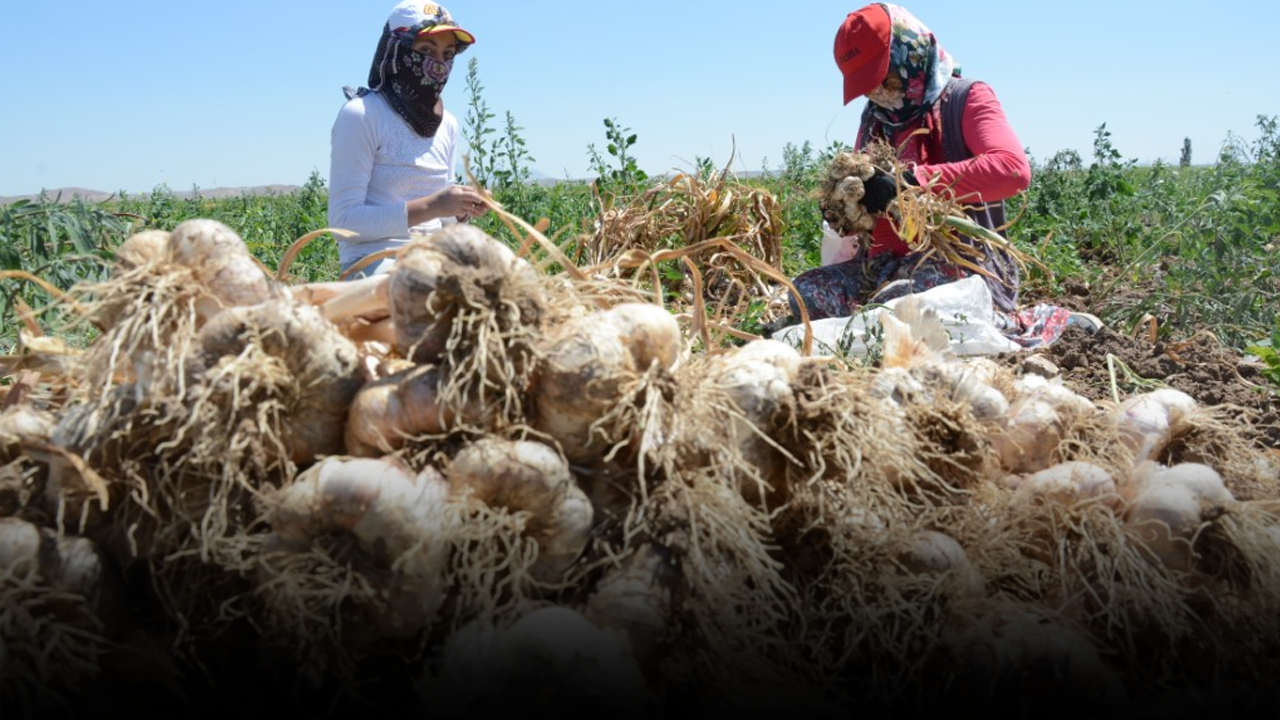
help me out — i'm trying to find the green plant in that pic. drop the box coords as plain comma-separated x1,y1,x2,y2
587,118,648,197
1008,116,1280,347
0,196,134,348
4,114,1278,364
1246,314,1280,391
474,178,596,256
692,155,717,183
462,56,498,187
1085,123,1137,201
750,174,821,277
492,111,535,191
778,140,817,187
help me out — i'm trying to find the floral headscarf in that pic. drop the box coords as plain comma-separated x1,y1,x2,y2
343,15,471,138
861,4,960,143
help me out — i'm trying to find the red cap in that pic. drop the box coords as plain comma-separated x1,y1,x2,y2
834,4,892,105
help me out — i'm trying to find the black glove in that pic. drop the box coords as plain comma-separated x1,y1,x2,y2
860,168,918,215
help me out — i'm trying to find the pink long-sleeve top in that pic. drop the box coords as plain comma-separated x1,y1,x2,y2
857,81,1031,258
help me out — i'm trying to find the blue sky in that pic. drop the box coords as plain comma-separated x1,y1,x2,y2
1,1,1275,196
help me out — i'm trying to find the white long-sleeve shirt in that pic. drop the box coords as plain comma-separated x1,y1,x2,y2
327,90,460,271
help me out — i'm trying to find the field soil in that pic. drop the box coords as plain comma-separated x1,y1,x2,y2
1011,262,1280,450
1025,322,1280,455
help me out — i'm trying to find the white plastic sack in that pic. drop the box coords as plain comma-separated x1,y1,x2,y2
774,275,1021,358
820,221,858,266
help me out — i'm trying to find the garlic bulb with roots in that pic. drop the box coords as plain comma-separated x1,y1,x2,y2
194,296,364,465
388,223,542,364
697,338,803,504
1125,460,1233,505
898,529,986,601
112,228,171,272
446,437,594,584
168,218,275,320
993,375,1098,475
0,517,124,691
993,397,1063,475
585,544,678,675
262,456,452,638
1124,461,1234,573
710,338,802,420
529,302,682,466
344,363,476,457
1112,387,1199,464
0,512,115,602
96,221,276,330
1011,373,1098,416
1008,461,1119,505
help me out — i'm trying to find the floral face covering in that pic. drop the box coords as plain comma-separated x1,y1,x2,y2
418,52,454,86
863,4,960,139
343,23,461,138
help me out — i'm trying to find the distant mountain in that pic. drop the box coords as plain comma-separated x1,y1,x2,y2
0,185,303,205
1,172,778,206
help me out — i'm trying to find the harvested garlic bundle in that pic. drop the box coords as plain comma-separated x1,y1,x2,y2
819,151,878,236
95,220,276,332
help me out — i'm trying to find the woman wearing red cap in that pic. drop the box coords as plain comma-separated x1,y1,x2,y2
328,2,490,279
789,4,1032,322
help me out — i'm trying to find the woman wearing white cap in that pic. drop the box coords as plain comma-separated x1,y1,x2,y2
328,2,490,278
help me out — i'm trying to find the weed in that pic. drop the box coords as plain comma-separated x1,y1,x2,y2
587,118,648,198
462,56,498,187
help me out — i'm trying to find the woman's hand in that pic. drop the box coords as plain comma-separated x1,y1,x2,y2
860,168,919,215
407,185,490,226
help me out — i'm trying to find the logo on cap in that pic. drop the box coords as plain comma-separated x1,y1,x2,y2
838,47,862,65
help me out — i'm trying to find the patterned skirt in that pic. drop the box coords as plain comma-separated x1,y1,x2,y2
786,249,1020,321
783,250,1084,350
